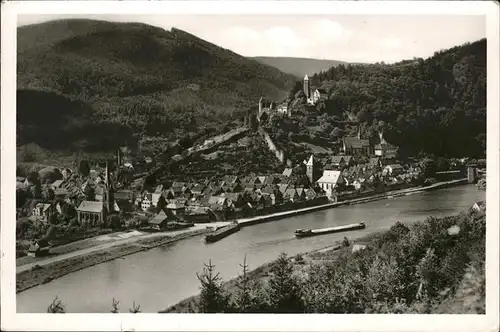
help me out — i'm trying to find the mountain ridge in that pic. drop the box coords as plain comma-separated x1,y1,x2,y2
17,19,296,153
252,56,357,78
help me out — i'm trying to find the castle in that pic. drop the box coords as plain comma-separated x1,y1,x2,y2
303,74,327,105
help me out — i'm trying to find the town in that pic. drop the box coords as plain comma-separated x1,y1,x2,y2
15,74,487,258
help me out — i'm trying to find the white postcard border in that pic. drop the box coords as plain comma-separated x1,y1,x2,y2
1,1,499,331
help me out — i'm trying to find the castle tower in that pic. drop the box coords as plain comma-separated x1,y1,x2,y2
306,154,314,184
303,74,310,98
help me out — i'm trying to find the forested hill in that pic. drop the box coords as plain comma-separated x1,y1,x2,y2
298,39,486,158
17,19,296,152
253,56,349,78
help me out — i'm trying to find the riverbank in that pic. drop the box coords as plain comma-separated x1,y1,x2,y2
162,206,485,313
15,178,468,294
159,237,361,313
16,228,210,293
238,178,468,227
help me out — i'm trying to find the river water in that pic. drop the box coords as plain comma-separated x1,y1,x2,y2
17,185,485,313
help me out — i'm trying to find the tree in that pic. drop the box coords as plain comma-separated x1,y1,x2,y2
45,188,55,201
420,158,437,179
47,296,65,313
108,215,122,230
266,253,304,313
156,195,167,213
84,185,95,201
62,203,76,219
31,182,42,199
16,189,27,208
111,298,120,313
196,259,230,313
79,160,90,177
233,255,253,312
129,301,141,313
330,127,344,140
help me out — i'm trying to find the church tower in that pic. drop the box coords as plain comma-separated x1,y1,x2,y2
306,154,315,184
104,160,114,214
303,74,311,99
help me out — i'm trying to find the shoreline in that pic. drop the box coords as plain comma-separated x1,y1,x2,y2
16,178,469,294
16,228,210,294
160,232,385,313
237,178,468,227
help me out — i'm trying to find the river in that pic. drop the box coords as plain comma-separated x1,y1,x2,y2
17,184,485,313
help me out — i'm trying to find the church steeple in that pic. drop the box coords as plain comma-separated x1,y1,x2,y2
104,160,114,213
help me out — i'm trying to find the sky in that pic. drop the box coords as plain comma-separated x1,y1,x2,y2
17,14,486,63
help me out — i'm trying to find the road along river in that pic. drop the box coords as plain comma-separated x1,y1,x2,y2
17,184,485,313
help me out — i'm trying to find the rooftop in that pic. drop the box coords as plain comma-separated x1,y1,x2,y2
77,201,104,213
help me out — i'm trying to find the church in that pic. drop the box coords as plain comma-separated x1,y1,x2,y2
76,160,116,227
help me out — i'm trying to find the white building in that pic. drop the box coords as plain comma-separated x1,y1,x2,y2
316,170,344,199
141,193,153,211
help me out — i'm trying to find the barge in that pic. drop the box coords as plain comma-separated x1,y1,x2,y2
294,222,366,238
205,221,241,243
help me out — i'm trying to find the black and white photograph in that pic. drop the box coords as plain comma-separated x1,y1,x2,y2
1,1,499,331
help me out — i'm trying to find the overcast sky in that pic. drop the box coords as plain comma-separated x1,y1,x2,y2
18,14,485,63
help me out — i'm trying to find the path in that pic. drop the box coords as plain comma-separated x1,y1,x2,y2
16,221,230,274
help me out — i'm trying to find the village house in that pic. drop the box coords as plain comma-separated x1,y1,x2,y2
305,188,318,200
284,188,299,202
374,132,399,159
331,155,353,169
184,206,215,223
282,168,294,177
148,210,170,230
277,103,291,117
471,201,486,213
316,170,344,199
114,190,135,212
166,202,186,218
307,88,327,105
368,157,382,169
32,203,56,222
50,179,64,190
141,193,153,211
76,201,106,227
383,164,404,177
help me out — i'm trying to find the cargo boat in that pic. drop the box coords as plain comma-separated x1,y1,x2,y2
294,222,366,238
205,221,241,243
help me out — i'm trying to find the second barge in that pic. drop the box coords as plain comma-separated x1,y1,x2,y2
205,221,241,243
294,222,366,238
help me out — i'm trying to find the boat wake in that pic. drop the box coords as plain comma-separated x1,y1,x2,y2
246,237,295,248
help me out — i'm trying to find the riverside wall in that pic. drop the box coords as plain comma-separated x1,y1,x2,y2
237,178,468,227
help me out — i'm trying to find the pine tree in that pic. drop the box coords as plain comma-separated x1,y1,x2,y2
233,255,252,312
47,296,65,313
196,259,229,313
111,298,120,313
129,301,141,313
156,195,167,213
267,253,304,313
